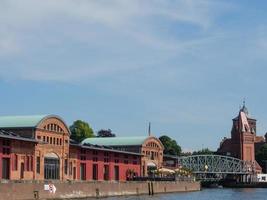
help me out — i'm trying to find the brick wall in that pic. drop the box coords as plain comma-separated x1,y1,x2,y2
0,181,201,200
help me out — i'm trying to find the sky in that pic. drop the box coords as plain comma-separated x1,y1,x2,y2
1,0,267,151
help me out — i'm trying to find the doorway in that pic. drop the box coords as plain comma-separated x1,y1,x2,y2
44,153,60,180
93,164,98,180
73,167,76,180
80,163,86,180
2,158,10,179
114,165,119,181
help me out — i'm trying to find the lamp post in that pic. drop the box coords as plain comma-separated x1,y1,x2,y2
204,165,208,180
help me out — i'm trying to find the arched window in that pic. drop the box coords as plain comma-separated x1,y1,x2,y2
45,123,64,133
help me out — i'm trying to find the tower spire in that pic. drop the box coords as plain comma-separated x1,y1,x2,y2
148,122,151,136
240,98,249,116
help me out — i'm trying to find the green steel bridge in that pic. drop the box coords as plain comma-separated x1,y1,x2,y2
177,155,256,181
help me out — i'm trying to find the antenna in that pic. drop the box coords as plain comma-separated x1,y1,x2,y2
243,97,246,107
148,122,151,136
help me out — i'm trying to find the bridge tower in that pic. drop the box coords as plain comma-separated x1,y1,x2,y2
231,102,256,161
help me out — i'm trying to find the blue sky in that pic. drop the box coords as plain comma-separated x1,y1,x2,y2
1,0,267,151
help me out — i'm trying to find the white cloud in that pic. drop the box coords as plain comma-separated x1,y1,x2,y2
0,0,231,81
0,0,221,28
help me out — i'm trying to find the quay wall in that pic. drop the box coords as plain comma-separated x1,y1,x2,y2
0,181,200,200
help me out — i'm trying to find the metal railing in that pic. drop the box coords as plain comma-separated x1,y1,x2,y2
129,176,175,181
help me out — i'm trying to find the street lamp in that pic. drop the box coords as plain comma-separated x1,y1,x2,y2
204,165,208,172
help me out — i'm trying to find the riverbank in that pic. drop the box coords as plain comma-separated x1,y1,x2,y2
222,182,267,188
0,180,200,200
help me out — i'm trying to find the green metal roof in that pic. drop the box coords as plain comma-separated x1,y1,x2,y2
81,136,148,146
0,115,48,128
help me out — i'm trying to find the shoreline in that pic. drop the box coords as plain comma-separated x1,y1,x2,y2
222,182,267,188
0,180,201,200
201,181,267,189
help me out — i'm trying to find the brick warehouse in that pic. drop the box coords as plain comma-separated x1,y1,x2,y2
0,115,164,181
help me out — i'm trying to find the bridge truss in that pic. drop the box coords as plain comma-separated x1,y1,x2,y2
177,155,255,181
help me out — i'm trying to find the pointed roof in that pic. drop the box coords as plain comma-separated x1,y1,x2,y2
240,100,249,116
239,111,251,132
233,102,256,121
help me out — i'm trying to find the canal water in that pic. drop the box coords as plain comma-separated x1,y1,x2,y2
98,188,267,200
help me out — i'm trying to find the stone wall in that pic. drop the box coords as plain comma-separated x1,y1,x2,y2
0,180,200,200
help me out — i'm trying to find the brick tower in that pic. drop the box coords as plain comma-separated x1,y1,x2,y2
231,103,256,161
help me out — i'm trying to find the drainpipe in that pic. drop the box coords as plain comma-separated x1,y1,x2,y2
62,134,64,181
33,128,36,180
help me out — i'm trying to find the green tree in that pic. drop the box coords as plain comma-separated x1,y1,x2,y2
192,148,214,155
256,144,267,173
70,120,95,142
180,152,192,156
159,135,182,156
97,129,116,137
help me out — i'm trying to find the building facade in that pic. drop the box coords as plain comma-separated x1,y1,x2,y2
0,130,37,180
0,115,72,180
0,115,162,181
70,144,141,181
81,136,164,176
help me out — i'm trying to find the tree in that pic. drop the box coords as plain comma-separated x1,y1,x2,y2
159,135,182,156
70,120,94,142
256,144,267,173
97,129,116,137
192,148,214,155
180,152,192,156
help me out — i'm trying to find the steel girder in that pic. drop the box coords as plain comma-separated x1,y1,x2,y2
178,155,255,175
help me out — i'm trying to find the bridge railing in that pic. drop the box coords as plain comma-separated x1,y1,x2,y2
129,175,195,182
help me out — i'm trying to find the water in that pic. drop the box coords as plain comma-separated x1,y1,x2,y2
98,188,267,200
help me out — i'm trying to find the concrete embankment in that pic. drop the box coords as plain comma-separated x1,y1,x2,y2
0,180,200,200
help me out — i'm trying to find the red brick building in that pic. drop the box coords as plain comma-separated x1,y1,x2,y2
0,115,163,181
81,136,164,176
217,104,262,171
